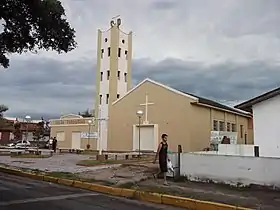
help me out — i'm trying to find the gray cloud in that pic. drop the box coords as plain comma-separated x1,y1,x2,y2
1,56,279,119
1,0,280,119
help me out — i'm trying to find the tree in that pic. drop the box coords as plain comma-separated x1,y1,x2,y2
0,104,8,117
33,121,44,141
0,0,77,68
0,104,10,128
79,109,94,118
13,121,22,140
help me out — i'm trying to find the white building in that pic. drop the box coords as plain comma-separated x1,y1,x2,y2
94,18,133,152
235,87,280,158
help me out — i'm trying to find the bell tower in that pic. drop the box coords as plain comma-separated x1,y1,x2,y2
95,17,132,152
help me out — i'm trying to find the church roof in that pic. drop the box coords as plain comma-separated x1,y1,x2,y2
234,87,280,112
113,78,250,117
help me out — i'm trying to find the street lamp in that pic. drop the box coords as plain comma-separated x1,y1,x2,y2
136,110,143,161
87,119,93,150
25,115,31,141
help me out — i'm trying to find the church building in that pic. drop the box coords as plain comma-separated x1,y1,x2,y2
50,19,253,153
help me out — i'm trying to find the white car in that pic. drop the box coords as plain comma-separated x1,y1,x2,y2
7,140,31,148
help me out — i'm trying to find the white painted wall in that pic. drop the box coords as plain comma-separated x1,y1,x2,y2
193,144,255,157
97,26,131,152
171,153,280,187
253,95,280,158
117,30,129,98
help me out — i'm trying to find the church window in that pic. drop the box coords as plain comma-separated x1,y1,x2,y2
100,72,103,81
219,121,225,131
108,47,111,56
117,94,120,99
107,70,110,80
122,39,125,44
231,123,236,132
105,38,108,42
125,50,128,59
117,71,120,80
240,125,244,138
99,95,102,105
213,120,218,131
118,48,121,57
227,122,231,131
124,73,127,82
101,49,104,58
106,94,109,104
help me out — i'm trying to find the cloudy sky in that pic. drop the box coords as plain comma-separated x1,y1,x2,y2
1,0,280,119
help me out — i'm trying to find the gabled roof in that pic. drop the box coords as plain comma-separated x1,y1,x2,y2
113,78,199,105
234,87,280,112
113,78,250,116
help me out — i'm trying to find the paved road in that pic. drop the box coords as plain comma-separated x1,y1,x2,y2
0,173,183,210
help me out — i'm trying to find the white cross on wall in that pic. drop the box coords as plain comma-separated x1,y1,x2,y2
140,94,154,124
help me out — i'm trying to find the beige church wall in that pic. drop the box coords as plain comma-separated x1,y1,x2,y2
189,104,253,151
189,105,212,151
107,81,197,152
50,125,97,150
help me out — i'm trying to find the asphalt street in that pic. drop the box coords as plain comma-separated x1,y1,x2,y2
0,172,183,210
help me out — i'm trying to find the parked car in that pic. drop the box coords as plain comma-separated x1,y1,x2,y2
7,140,31,148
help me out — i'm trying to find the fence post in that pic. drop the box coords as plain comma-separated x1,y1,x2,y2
176,145,182,179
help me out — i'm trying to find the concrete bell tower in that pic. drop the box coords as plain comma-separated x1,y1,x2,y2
95,17,132,152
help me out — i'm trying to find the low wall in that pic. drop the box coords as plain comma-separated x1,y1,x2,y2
179,153,280,187
192,144,255,157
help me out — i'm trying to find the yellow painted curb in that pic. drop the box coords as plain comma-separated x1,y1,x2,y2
57,178,74,186
0,166,252,210
0,167,22,175
120,188,136,198
20,172,44,181
43,175,58,183
89,183,122,196
162,194,196,209
135,191,162,204
73,180,92,190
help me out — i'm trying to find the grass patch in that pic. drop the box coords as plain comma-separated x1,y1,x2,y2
77,157,153,166
46,171,81,180
10,154,51,158
77,159,122,166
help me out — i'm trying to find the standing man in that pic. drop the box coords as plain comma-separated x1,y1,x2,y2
52,137,57,153
153,133,169,185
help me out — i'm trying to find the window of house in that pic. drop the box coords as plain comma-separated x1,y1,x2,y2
118,48,121,57
99,95,102,105
117,94,120,99
105,38,108,42
117,71,120,80
213,120,218,131
124,73,127,82
107,70,110,80
125,50,128,59
231,123,236,132
100,72,103,81
122,39,125,44
227,122,231,132
108,47,110,56
106,94,109,104
219,121,225,131
101,49,104,58
240,125,244,138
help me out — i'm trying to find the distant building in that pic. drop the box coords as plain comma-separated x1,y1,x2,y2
0,117,39,144
235,87,280,158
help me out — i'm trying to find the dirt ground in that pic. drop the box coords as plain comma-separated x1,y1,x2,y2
74,164,280,210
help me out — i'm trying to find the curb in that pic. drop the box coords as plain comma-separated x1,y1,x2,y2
0,166,251,210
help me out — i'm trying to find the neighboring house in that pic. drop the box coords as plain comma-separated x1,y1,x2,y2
235,87,280,158
0,117,38,144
